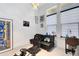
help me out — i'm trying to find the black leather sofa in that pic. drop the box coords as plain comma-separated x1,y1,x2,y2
30,34,55,51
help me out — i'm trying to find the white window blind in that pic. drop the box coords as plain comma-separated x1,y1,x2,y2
46,15,56,35
47,25,56,35
61,7,79,38
62,24,78,38
61,8,79,24
46,15,57,25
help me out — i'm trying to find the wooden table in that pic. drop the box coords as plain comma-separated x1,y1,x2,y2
66,37,79,46
65,36,79,55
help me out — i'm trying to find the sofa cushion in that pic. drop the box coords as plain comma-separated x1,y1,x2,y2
40,41,50,46
44,37,50,43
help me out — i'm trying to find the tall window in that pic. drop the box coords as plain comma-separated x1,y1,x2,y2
46,15,57,35
61,7,79,38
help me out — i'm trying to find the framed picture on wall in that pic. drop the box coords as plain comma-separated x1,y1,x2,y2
23,21,30,27
0,18,13,53
35,16,38,24
40,15,45,22
40,23,44,28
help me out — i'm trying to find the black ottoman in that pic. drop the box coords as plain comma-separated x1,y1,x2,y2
27,46,41,56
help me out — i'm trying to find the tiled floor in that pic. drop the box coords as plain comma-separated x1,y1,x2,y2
0,43,72,56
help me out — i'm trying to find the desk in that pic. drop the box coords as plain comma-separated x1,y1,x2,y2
65,36,79,55
66,38,79,46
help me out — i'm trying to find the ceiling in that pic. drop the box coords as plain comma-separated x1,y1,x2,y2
37,3,79,15
32,3,57,9
31,3,79,15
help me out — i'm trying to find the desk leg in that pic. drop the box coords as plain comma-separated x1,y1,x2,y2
72,49,75,56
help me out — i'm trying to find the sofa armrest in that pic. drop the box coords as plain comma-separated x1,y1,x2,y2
30,38,34,44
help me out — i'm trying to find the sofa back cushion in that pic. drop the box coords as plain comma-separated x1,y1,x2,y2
34,34,44,41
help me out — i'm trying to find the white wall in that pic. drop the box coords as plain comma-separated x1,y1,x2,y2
0,3,36,48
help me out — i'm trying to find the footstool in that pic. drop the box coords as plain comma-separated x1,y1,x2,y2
14,48,27,56
27,46,41,56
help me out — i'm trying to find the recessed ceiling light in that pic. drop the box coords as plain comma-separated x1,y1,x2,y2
32,3,39,9
46,4,67,14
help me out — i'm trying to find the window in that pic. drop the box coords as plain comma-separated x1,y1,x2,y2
46,15,56,35
47,25,56,35
61,7,79,38
62,23,78,38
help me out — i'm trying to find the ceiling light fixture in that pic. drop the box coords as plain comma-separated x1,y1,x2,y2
32,3,39,9
46,4,67,14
